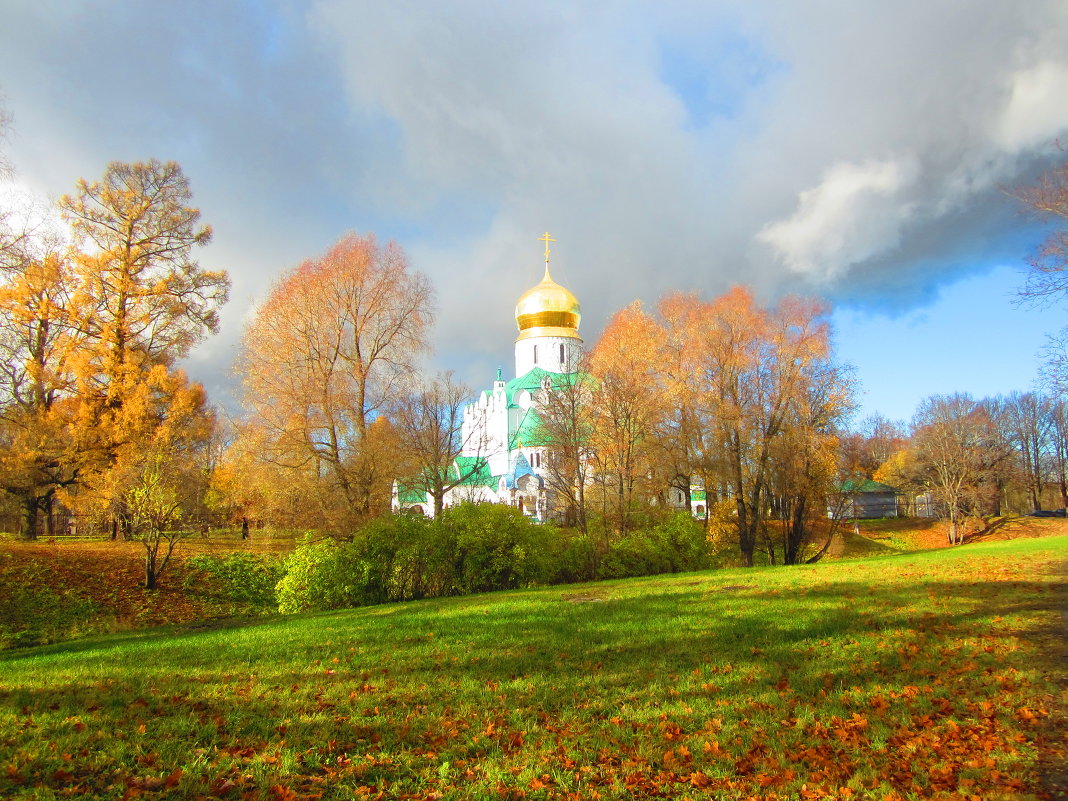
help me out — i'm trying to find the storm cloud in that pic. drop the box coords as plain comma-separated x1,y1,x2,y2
1,1,1066,406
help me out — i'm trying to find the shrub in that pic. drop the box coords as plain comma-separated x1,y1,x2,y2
274,506,562,613
275,537,369,614
354,513,448,602
183,552,285,609
597,512,713,580
440,503,555,594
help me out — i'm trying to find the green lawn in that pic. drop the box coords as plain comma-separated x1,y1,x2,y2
1,536,1064,800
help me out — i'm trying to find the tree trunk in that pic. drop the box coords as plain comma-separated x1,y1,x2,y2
145,548,158,590
42,491,55,538
18,494,38,541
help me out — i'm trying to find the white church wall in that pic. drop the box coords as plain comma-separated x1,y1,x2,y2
515,335,581,376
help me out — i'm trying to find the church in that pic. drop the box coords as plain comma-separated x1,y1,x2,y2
392,233,582,521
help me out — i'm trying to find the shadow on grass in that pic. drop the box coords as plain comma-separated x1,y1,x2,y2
1,546,1064,799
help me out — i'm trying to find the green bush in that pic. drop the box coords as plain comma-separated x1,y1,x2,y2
183,552,285,608
354,513,448,603
275,537,369,614
441,503,556,594
598,513,713,580
0,564,99,648
274,506,560,613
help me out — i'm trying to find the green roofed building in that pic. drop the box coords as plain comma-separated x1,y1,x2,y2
829,479,900,519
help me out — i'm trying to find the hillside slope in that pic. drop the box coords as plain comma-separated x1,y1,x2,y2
1,536,1064,800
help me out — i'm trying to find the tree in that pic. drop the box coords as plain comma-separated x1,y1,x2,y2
768,358,855,565
1000,391,1053,512
0,243,78,537
49,160,228,542
532,370,595,532
394,371,487,518
586,302,670,536
1012,154,1068,389
124,451,193,590
1013,155,1068,304
663,288,852,566
239,233,433,530
910,394,1012,544
59,159,228,387
839,414,908,480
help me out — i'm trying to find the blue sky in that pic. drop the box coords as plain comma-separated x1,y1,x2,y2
1,1,1066,426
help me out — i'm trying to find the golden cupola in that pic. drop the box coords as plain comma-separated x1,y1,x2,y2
514,233,582,342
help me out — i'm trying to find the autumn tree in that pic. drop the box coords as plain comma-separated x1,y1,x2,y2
839,414,908,481
59,160,228,385
768,357,855,565
239,233,433,531
586,302,670,536
51,160,228,540
662,288,852,566
0,238,79,537
393,371,487,518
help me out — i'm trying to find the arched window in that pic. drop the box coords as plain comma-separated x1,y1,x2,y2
559,343,565,366
533,344,538,365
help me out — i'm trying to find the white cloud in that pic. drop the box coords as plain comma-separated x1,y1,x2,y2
756,159,916,280
997,60,1068,151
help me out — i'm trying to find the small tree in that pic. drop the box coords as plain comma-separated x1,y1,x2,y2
125,454,190,590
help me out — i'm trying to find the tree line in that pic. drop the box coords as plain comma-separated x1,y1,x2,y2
2,139,1066,585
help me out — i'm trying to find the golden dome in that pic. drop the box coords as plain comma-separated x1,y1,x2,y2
515,264,582,341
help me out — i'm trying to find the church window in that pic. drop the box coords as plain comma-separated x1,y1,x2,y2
533,344,538,365
559,343,565,366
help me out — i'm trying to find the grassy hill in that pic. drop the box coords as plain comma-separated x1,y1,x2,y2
1,535,1065,800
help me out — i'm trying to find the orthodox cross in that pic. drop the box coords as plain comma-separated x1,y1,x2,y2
539,231,555,272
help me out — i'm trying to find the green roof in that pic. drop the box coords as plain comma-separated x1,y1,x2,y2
505,367,578,408
838,479,898,494
451,456,497,488
515,408,550,447
398,486,427,505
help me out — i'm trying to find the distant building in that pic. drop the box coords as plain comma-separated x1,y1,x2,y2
829,479,900,519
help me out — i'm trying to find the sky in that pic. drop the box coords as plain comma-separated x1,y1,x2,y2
1,0,1066,426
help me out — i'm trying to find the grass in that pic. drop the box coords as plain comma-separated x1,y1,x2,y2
0,535,1065,800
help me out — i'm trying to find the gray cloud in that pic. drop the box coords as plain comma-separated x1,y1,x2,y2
1,0,1066,402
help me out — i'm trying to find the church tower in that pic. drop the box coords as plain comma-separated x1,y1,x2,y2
514,232,582,376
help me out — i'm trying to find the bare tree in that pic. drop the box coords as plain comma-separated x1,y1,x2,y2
532,370,594,532
393,372,487,518
911,394,1013,544
1000,391,1053,512
1012,156,1068,304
